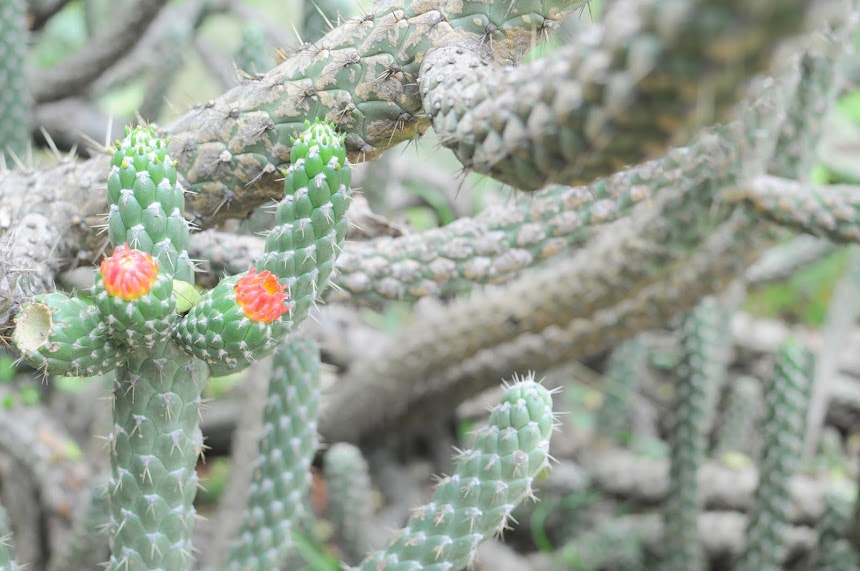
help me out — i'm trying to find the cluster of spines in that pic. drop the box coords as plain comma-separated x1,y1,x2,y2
353,375,556,571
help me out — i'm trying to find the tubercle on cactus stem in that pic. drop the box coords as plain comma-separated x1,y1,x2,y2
99,244,159,301
233,268,291,323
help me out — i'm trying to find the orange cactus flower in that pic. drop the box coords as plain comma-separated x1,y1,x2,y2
100,244,159,301
234,269,290,323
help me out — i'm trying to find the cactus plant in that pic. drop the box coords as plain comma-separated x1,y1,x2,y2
12,119,352,571
5,1,860,570
663,297,731,571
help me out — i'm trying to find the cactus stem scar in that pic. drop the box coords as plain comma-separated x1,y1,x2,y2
13,302,52,352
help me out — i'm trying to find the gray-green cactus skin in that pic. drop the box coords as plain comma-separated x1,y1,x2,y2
0,0,31,158
737,339,814,571
353,376,556,571
713,376,762,458
324,442,373,565
595,336,647,445
663,297,731,571
228,337,321,571
816,490,859,571
234,24,274,77
12,121,351,571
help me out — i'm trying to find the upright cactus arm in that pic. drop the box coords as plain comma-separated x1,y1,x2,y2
324,442,373,565
419,0,811,190
174,119,351,375
0,0,31,158
737,339,814,571
353,375,556,571
663,297,730,571
227,337,321,571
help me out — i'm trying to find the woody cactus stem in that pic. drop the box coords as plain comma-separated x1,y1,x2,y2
354,374,556,571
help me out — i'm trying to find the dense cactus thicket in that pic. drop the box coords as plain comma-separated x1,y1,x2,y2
2,0,860,570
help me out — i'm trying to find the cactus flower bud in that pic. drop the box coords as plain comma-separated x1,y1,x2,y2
234,269,290,323
99,244,159,301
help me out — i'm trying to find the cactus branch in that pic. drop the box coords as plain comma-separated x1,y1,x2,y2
419,0,811,190
728,177,860,242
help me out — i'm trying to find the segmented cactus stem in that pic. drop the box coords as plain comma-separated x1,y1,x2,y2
663,297,729,571
354,374,557,571
0,0,31,158
228,337,321,571
595,336,646,445
737,339,814,571
324,442,373,565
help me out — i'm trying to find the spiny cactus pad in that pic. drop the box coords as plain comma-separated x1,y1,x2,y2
354,375,556,571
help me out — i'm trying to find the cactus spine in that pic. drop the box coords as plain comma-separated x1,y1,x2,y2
0,504,21,571
737,339,814,571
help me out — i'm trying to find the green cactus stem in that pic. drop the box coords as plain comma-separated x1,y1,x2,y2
174,119,351,375
228,337,321,571
712,376,762,458
816,489,859,571
736,339,814,571
234,24,274,77
663,297,730,571
0,0,31,158
595,336,647,445
352,374,556,571
324,442,373,565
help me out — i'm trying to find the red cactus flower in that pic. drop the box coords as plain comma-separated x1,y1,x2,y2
100,244,159,301
234,269,290,323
